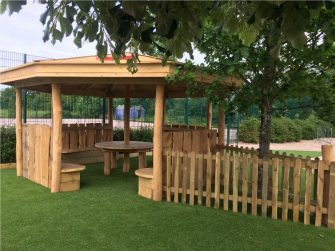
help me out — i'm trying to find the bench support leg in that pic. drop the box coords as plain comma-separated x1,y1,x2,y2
104,151,111,175
111,152,117,169
123,153,130,172
139,152,146,169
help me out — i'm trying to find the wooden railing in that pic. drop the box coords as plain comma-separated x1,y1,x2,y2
162,149,335,229
62,123,113,151
163,124,206,132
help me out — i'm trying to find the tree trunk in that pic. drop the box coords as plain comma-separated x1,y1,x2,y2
258,99,273,198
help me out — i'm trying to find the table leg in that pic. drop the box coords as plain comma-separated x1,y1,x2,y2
104,151,111,175
139,152,146,169
123,153,130,172
111,152,117,169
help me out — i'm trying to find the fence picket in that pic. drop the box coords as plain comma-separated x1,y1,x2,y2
198,153,204,206
293,158,302,222
315,161,324,226
242,154,248,214
262,160,269,217
206,151,212,208
182,152,188,204
167,150,171,202
214,152,221,209
282,158,290,221
224,152,230,210
233,153,239,212
189,151,196,206
174,151,180,203
304,161,312,225
272,157,279,219
252,154,258,216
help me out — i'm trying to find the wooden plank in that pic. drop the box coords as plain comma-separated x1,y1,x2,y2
162,132,173,187
95,126,102,144
191,130,201,189
189,151,196,206
167,150,172,202
304,161,312,225
214,152,221,209
206,151,212,207
28,124,36,182
261,160,269,218
198,153,204,206
183,131,192,188
173,132,183,188
272,157,279,219
207,102,212,129
22,125,28,177
62,124,69,149
78,124,86,148
233,153,239,212
86,123,95,148
182,152,188,204
282,158,290,221
328,162,335,229
251,154,258,216
174,151,180,203
223,152,230,211
315,161,324,227
16,89,23,177
242,154,248,214
293,158,302,222
41,125,51,187
69,124,79,149
104,151,111,175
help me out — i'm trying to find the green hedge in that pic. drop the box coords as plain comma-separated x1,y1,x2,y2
1,126,16,163
239,115,333,143
113,127,153,142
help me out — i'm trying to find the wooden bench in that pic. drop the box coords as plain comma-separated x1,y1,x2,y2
60,163,86,192
135,168,153,199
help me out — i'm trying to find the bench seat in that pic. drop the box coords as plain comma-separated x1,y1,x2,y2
135,168,153,199
60,163,86,192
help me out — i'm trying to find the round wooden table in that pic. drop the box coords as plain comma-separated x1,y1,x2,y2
95,141,153,175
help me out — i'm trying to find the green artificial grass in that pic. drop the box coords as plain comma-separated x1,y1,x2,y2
1,156,335,251
275,150,322,159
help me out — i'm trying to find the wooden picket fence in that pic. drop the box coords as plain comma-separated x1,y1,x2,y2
162,148,335,229
62,123,113,151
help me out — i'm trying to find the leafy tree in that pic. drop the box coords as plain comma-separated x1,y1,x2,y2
191,10,333,194
1,1,333,68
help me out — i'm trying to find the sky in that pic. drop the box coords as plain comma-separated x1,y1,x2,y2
0,1,205,89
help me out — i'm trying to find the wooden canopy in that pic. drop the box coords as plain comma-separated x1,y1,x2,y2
0,54,242,98
2,53,236,201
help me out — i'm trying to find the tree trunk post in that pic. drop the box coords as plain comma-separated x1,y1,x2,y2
322,145,334,225
51,84,62,193
123,85,130,172
16,88,23,177
207,102,212,130
153,84,165,201
108,95,117,169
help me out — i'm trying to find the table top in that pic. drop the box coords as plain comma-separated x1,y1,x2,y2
95,141,153,151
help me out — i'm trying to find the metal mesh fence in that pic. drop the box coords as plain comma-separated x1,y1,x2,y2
0,50,240,144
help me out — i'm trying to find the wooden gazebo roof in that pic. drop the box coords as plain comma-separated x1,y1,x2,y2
0,54,242,98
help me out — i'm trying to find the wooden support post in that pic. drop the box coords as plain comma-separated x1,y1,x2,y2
218,105,225,145
163,95,167,125
108,95,117,169
123,86,130,172
153,84,165,201
51,84,62,193
207,102,212,130
104,151,111,175
16,88,23,177
322,145,334,225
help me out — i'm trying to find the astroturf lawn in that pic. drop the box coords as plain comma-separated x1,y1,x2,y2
1,157,335,251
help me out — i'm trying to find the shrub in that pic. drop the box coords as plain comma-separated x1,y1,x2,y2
239,118,260,143
1,126,16,163
271,118,289,143
113,127,153,142
281,117,302,142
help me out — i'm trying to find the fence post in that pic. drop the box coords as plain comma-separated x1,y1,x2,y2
322,145,334,226
328,162,335,229
102,98,106,124
227,117,230,145
23,53,27,123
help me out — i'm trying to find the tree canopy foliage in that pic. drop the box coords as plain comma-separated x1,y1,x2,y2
1,0,333,69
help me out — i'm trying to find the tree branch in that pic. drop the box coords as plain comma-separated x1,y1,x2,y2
273,102,335,111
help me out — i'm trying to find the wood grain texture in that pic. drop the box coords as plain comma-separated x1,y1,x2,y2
166,150,172,202
198,153,204,206
282,158,290,221
315,161,324,227
262,160,269,218
189,151,196,206
224,152,230,211
233,153,239,212
328,163,335,229
174,151,180,203
272,158,279,219
242,154,248,214
206,151,212,208
251,154,258,216
293,158,302,222
16,89,23,176
304,161,312,225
